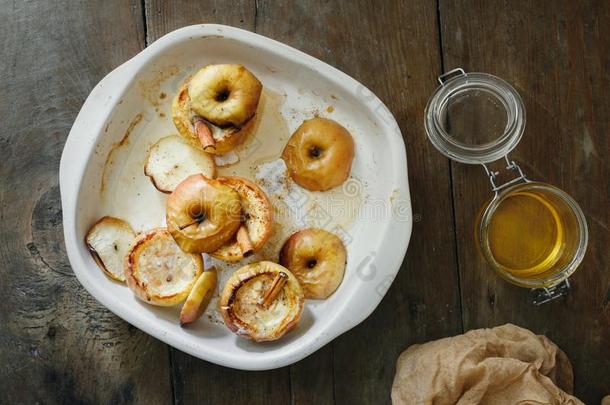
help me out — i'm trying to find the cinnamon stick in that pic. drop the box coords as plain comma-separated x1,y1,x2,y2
262,272,288,308
194,117,216,153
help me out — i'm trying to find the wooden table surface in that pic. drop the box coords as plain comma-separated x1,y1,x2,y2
1,0,609,403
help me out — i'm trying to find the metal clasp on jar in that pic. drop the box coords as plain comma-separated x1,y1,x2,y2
482,155,530,196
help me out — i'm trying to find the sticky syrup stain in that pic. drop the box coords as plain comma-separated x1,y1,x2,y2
118,113,143,146
101,113,143,193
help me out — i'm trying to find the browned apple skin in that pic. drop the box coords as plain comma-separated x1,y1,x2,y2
279,228,347,299
171,67,260,155
282,117,355,191
219,261,304,342
166,174,242,254
210,176,274,262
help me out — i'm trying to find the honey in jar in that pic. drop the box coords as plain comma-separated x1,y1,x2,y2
477,182,587,288
488,190,562,276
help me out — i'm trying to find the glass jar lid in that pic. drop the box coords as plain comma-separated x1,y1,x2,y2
425,68,526,164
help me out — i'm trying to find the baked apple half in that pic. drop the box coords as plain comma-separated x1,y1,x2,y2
166,174,242,253
279,228,347,299
172,64,262,154
144,135,216,193
86,216,136,282
124,228,203,306
219,261,304,342
282,117,355,191
211,177,273,262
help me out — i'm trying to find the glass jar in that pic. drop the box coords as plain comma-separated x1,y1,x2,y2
425,68,588,304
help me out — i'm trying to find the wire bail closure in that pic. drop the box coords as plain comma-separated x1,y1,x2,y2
482,155,530,196
531,279,570,305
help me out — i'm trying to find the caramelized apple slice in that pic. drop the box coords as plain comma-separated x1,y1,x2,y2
180,267,218,326
86,216,136,282
145,135,216,193
124,228,204,306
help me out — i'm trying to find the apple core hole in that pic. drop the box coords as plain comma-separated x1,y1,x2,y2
308,146,322,159
216,89,230,102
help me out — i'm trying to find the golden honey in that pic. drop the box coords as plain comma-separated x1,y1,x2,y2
488,191,563,277
477,183,586,287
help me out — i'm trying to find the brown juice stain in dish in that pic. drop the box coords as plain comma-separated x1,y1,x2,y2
217,89,363,261
118,113,143,146
101,113,144,193
218,89,290,178
138,65,180,107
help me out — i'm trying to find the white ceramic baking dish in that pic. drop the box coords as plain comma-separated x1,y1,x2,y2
60,24,412,370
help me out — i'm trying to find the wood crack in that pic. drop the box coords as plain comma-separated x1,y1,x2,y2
26,242,74,278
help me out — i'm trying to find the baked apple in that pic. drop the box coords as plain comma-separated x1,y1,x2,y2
219,261,304,342
172,64,262,154
282,117,355,191
124,228,203,306
211,177,273,262
279,228,347,299
180,266,217,326
144,135,216,193
166,174,242,253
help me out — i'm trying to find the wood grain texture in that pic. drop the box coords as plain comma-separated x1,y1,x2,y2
170,350,290,405
144,0,255,44
439,0,610,403
0,0,172,404
255,0,463,403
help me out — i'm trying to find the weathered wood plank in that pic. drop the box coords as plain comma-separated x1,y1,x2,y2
143,2,293,405
0,0,172,404
439,0,610,403
289,345,334,405
170,350,290,405
256,0,463,403
144,0,255,44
